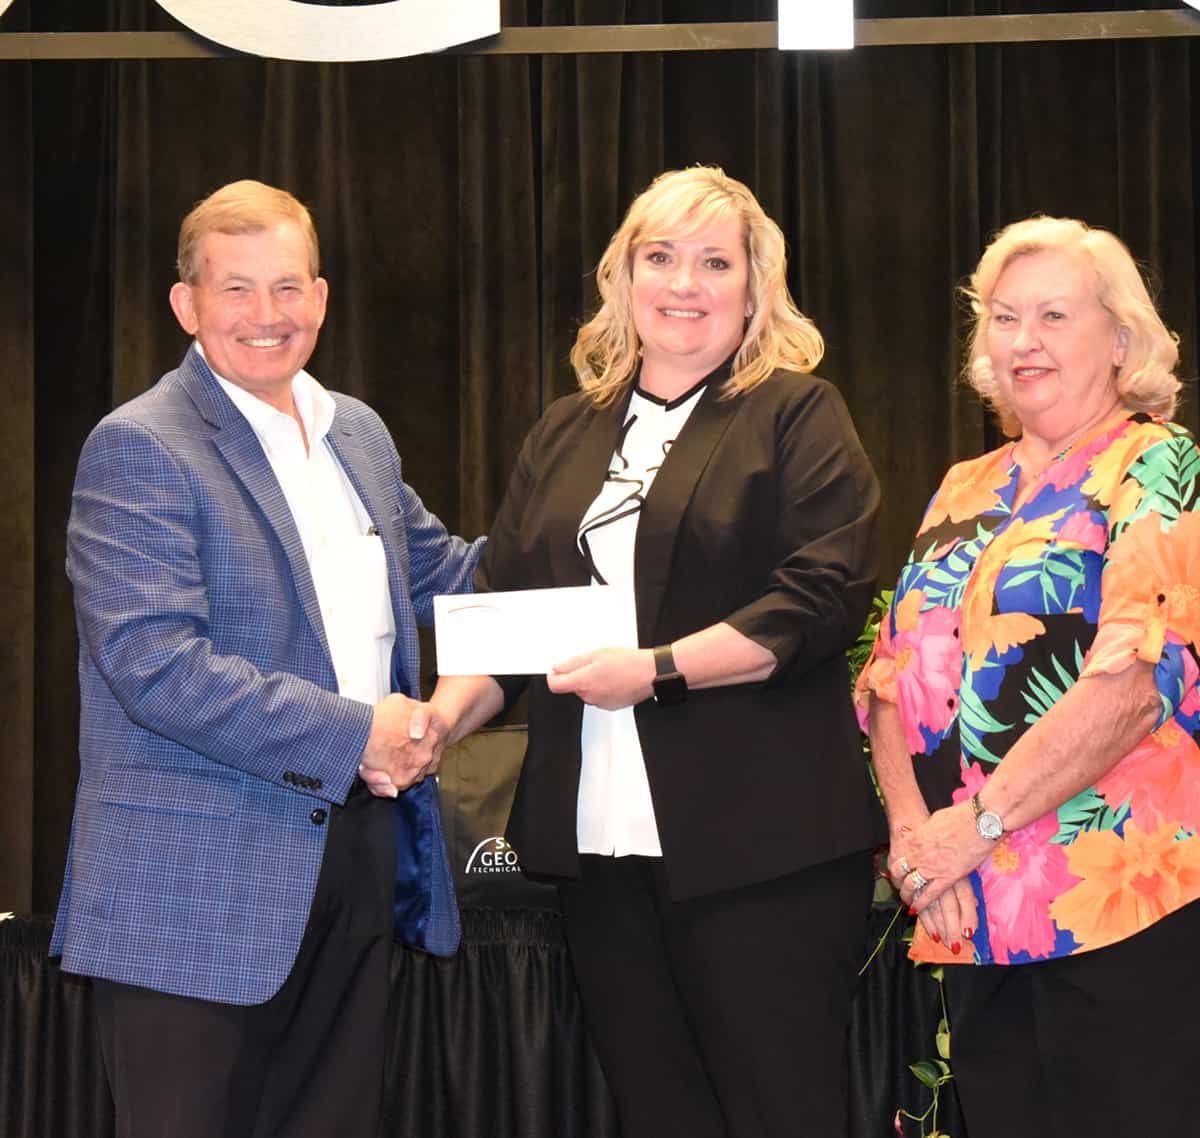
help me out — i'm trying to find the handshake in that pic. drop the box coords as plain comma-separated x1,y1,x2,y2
358,692,449,798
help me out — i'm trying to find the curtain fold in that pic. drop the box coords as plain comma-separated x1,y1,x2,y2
0,921,114,1138
29,54,117,914
0,23,34,916
539,1,666,411
386,911,621,1138
457,13,541,536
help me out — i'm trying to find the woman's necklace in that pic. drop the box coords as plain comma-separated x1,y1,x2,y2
1013,412,1117,484
1013,438,1072,483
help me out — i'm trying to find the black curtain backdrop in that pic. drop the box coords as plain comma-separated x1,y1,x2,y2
2,0,1198,926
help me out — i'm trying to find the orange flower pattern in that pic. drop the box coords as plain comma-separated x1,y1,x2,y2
863,413,1200,964
916,450,1013,537
1099,511,1200,663
1048,820,1200,951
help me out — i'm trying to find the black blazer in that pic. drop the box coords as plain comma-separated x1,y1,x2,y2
479,367,884,900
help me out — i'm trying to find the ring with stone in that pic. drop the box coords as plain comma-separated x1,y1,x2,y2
907,868,929,892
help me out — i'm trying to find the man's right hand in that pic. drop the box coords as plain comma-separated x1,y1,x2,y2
358,694,446,797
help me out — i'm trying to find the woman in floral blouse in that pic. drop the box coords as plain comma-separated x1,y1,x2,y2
857,216,1199,1136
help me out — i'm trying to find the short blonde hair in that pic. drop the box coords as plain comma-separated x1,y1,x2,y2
964,215,1180,436
177,180,320,285
571,166,824,406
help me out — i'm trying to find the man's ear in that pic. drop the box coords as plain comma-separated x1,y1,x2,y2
169,282,199,335
314,277,329,329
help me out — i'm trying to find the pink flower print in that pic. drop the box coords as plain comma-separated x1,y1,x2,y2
890,604,963,755
1056,512,1107,553
976,812,1079,963
1096,721,1200,833
952,761,988,806
1044,422,1127,491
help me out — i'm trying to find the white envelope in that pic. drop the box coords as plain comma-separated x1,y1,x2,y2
433,585,638,675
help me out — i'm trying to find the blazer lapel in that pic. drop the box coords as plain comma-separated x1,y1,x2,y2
634,382,741,644
177,346,332,663
547,392,632,588
325,408,411,629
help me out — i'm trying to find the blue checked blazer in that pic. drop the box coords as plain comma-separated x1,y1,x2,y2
49,345,482,1005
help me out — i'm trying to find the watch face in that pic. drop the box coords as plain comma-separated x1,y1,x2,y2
978,811,1004,840
653,673,687,706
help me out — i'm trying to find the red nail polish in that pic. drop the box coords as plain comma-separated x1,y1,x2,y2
963,926,974,939
951,941,962,954
907,906,917,917
931,931,941,943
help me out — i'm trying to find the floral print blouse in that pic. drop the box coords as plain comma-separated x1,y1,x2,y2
857,412,1200,965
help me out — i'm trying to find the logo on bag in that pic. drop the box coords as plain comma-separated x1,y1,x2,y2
465,836,523,875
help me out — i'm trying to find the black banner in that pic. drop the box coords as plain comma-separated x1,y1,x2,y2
438,726,559,910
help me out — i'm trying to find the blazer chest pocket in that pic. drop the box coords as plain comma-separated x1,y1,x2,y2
98,766,240,818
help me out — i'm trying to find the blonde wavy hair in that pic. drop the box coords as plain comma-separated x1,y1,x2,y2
571,167,824,406
177,180,320,285
963,215,1180,437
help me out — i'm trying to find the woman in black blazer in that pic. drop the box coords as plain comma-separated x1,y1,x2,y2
427,167,882,1137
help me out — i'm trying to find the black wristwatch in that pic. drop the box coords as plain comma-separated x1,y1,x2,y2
651,644,688,706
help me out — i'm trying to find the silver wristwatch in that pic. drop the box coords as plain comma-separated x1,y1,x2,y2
971,792,1004,840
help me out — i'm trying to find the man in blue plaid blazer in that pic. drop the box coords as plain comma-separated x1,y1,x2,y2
49,181,483,1138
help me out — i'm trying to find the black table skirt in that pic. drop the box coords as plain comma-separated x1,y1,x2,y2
0,906,965,1138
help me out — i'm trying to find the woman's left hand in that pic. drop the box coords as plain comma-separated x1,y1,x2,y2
546,647,656,710
896,800,995,915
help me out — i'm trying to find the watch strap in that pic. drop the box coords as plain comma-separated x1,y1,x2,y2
653,644,678,677
651,644,688,706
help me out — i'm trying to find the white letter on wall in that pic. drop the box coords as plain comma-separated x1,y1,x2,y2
156,0,499,63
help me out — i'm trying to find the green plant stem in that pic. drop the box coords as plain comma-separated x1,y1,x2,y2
858,901,904,977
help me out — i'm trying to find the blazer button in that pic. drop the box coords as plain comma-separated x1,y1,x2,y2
310,808,328,826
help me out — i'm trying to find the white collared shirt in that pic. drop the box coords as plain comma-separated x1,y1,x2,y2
200,344,395,706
